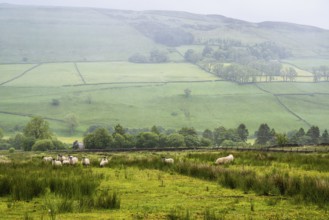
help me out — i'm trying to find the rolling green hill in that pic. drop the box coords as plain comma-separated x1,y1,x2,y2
1,4,328,63
0,4,328,137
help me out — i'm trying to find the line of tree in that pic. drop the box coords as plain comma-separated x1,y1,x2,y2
129,49,169,63
1,116,66,151
183,41,299,83
312,66,329,82
255,123,329,146
1,117,328,151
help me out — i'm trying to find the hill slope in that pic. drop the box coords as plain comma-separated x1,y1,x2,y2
0,4,328,63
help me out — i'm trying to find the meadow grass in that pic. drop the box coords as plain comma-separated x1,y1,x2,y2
5,63,82,87
1,151,329,219
76,62,218,84
0,64,36,84
283,58,329,70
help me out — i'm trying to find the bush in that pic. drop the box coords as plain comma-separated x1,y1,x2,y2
32,139,54,151
8,147,15,153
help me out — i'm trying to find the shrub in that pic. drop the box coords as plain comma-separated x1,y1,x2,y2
8,147,15,153
32,139,54,151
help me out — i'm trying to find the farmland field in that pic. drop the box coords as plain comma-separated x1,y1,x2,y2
1,150,329,219
0,62,328,136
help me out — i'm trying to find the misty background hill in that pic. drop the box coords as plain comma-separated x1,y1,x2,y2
0,4,328,63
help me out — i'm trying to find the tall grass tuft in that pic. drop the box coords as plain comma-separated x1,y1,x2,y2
167,208,191,220
95,190,120,209
0,162,102,201
203,208,225,220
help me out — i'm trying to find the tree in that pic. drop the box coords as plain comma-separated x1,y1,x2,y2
202,45,213,57
114,124,125,136
275,133,289,146
113,133,126,148
32,139,54,151
255,123,273,145
184,135,200,147
128,53,149,63
166,133,185,147
65,113,79,135
184,49,201,63
83,128,113,149
179,127,197,136
202,129,213,140
321,130,329,144
306,126,320,144
237,124,249,142
150,49,168,63
51,99,60,106
184,88,191,98
136,132,159,148
151,125,160,135
23,116,51,139
213,126,227,145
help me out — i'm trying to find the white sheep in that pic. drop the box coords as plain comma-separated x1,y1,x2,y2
42,156,53,163
100,157,108,167
52,159,62,166
57,154,67,162
215,154,234,165
82,157,90,166
69,155,79,165
62,159,70,165
162,157,174,164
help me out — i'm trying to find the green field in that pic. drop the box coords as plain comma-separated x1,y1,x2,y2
0,62,328,137
1,150,329,219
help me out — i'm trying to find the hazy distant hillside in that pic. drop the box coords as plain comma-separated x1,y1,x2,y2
0,4,328,63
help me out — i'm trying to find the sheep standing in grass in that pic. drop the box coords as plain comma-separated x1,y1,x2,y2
42,156,53,163
57,154,67,162
62,159,70,165
100,157,108,167
69,155,79,165
215,154,234,165
52,159,62,166
162,157,174,164
82,157,90,166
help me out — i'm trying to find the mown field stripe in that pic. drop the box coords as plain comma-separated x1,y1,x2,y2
0,64,42,86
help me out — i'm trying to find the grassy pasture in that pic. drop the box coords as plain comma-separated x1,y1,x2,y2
1,150,329,219
283,58,329,70
0,64,36,85
77,62,218,84
5,63,82,87
0,62,328,136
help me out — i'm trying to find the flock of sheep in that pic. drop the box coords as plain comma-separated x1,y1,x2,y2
42,154,234,167
42,154,109,167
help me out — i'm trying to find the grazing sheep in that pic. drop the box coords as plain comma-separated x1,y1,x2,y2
42,156,53,163
162,157,174,164
57,154,67,162
69,155,79,165
62,159,70,165
100,157,108,167
215,154,234,165
52,159,62,166
82,157,90,166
